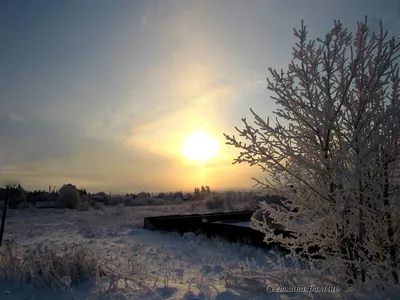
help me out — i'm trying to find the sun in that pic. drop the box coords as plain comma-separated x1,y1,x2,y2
181,130,220,163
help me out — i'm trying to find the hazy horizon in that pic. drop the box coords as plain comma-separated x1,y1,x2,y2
6,183,261,196
1,0,399,193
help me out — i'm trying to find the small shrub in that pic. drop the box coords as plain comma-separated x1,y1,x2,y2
204,195,224,209
102,197,119,206
113,203,125,215
36,192,49,202
77,202,91,211
242,199,259,211
80,194,90,203
93,202,104,211
123,198,138,206
129,196,158,206
223,198,234,211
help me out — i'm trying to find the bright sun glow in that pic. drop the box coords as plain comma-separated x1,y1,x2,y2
181,130,220,163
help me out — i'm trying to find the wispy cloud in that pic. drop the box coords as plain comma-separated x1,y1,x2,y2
253,79,266,85
8,112,27,123
141,15,147,27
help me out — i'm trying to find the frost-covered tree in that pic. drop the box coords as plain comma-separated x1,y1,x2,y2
205,185,211,196
57,184,81,209
194,187,201,200
201,185,207,199
224,17,400,293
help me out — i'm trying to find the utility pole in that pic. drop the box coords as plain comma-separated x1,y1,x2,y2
0,186,9,246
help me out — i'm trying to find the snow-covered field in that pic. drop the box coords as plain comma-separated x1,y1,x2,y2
0,204,266,299
0,203,397,300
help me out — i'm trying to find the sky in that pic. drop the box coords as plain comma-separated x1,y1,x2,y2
0,0,399,193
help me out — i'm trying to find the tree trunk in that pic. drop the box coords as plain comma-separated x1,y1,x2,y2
382,157,399,283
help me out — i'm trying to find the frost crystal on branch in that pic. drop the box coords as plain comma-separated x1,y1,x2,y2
224,16,400,295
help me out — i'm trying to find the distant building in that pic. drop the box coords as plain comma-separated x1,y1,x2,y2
0,185,27,208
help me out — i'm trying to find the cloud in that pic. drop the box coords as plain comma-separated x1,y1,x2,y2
141,14,147,27
8,112,27,123
0,113,187,191
253,79,266,85
0,164,33,186
0,117,83,165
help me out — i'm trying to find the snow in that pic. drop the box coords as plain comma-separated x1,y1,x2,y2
0,204,396,299
0,205,279,299
35,201,56,208
226,221,252,228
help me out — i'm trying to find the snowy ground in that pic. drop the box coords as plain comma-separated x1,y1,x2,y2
0,204,395,300
0,204,278,300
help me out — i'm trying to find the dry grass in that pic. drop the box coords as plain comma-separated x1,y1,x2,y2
0,240,164,296
0,241,109,290
189,191,260,213
0,238,248,299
